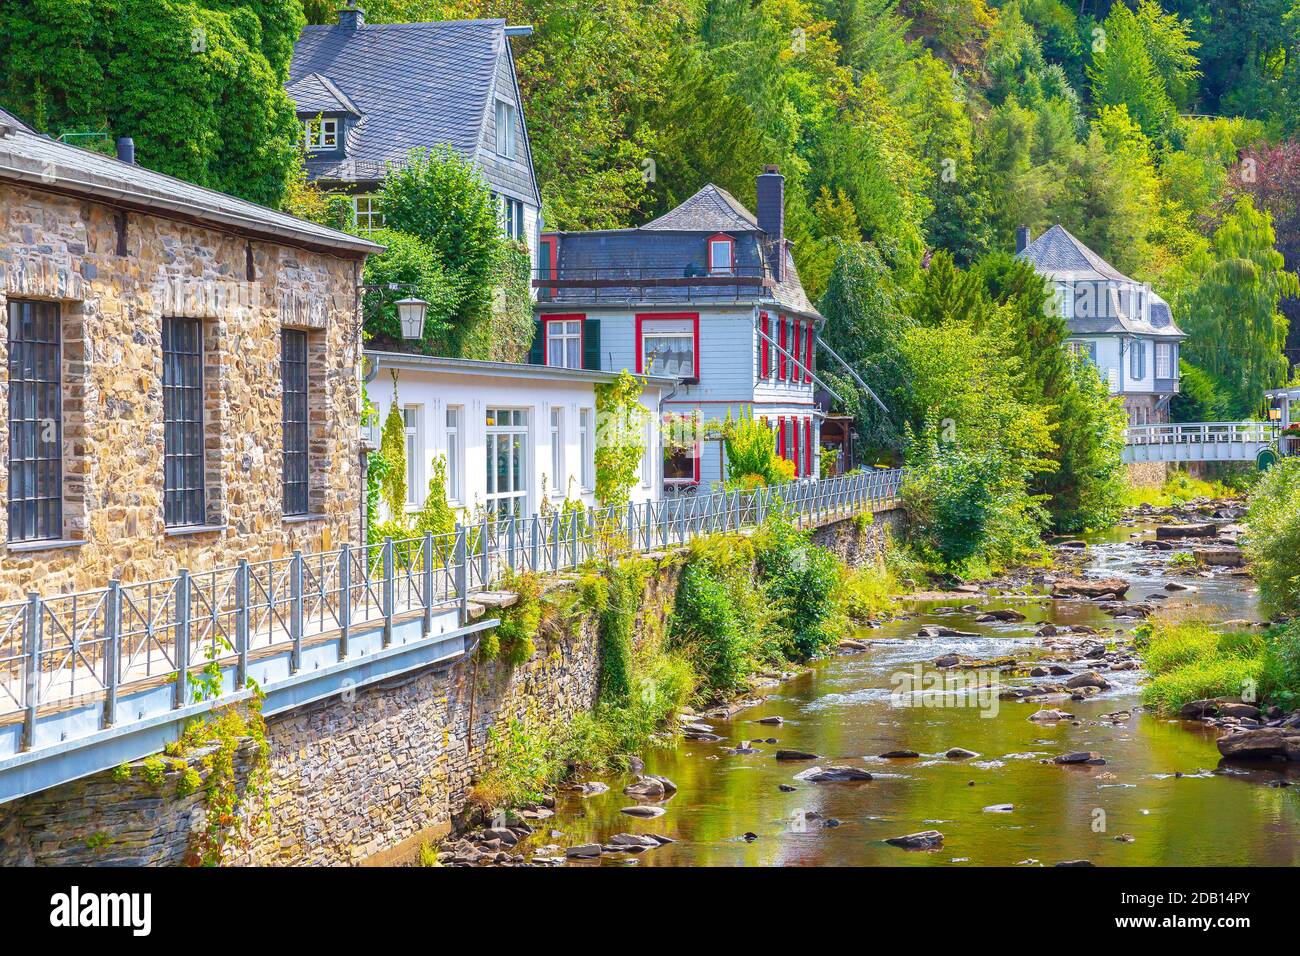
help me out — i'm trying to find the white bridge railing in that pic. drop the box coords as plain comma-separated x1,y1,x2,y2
1123,421,1279,463
0,468,903,755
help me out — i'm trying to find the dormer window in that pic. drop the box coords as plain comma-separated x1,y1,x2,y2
495,100,516,159
709,234,735,275
303,116,339,150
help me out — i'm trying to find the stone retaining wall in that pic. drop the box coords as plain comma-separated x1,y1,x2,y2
0,510,894,866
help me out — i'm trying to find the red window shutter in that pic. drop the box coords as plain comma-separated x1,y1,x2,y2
760,313,770,378
778,318,787,379
792,419,803,476
791,320,801,381
779,418,789,461
805,418,814,475
805,323,815,383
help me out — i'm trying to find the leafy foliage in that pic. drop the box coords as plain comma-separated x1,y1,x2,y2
593,370,650,509
1244,457,1300,617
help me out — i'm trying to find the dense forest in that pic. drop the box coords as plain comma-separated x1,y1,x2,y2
4,0,1300,557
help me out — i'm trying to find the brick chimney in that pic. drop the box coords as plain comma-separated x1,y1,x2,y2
1015,225,1031,253
338,1,365,29
757,165,784,281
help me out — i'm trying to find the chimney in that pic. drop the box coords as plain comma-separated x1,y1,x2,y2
1015,225,1031,253
116,136,135,165
757,164,785,281
338,1,365,29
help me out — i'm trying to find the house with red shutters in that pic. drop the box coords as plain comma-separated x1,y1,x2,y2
529,167,830,491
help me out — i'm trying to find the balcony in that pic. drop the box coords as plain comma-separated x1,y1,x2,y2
533,264,774,305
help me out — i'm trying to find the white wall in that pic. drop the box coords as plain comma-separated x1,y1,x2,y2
371,366,663,524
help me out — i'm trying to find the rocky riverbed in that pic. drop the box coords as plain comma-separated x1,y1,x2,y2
439,500,1300,867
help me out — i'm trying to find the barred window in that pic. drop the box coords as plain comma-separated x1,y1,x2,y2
7,300,62,541
163,317,206,527
282,330,309,516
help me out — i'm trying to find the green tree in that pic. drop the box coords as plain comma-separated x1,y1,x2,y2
361,229,460,352
1175,197,1300,416
1087,1,1175,142
0,0,304,207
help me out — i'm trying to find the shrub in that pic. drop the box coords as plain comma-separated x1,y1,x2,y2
1261,622,1300,711
1139,617,1267,713
485,572,543,666
755,515,841,661
414,454,455,539
1244,457,1300,616
723,410,791,487
670,561,749,694
834,562,898,623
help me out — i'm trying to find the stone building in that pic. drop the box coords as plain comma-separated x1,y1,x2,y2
0,107,380,603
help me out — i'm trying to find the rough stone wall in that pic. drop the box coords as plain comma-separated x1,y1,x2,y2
1125,461,1168,487
0,183,363,603
809,505,904,568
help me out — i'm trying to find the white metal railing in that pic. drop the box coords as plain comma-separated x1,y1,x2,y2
0,469,903,752
1124,422,1279,446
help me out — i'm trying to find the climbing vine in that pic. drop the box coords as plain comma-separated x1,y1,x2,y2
481,571,544,666
593,370,650,510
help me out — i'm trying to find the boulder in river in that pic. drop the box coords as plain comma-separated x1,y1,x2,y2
885,830,944,850
1216,727,1300,760
976,609,1028,623
1156,523,1218,540
608,833,661,849
1194,547,1244,568
794,765,874,782
1051,577,1130,599
756,716,784,725
945,747,979,759
1030,709,1075,722
1053,751,1106,765
1065,670,1112,690
565,843,602,859
879,749,920,758
775,749,820,761
620,805,667,818
920,625,980,639
983,804,1014,813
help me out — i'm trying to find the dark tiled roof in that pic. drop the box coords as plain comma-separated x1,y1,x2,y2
288,19,539,205
1019,224,1128,281
0,124,379,255
542,185,818,318
641,185,760,232
1019,224,1185,339
286,72,361,116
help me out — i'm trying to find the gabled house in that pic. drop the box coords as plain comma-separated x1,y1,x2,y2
1017,224,1187,425
287,5,542,267
531,167,829,489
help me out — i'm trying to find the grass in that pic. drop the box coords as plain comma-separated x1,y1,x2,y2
1123,470,1233,508
1137,617,1266,713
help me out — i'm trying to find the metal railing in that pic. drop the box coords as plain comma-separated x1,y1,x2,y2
0,468,902,751
1124,422,1279,446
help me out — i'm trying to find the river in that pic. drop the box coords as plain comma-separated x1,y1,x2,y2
519,518,1300,866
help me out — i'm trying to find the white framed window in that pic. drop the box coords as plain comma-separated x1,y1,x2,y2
495,100,516,159
550,407,565,495
353,194,384,233
501,196,525,240
445,405,462,503
640,318,696,379
579,407,594,491
486,407,529,520
403,405,423,509
1156,342,1174,379
1130,340,1145,379
546,318,582,369
709,237,734,274
303,117,339,150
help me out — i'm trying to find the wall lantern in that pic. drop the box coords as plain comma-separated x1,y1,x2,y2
395,297,429,340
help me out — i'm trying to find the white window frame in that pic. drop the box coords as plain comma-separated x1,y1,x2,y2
485,407,529,519
579,407,594,491
304,117,339,150
709,238,733,274
403,405,424,510
1155,342,1174,379
353,194,384,234
495,100,516,159
1129,339,1145,380
445,405,463,504
641,319,696,379
546,319,583,369
640,417,653,489
549,406,565,496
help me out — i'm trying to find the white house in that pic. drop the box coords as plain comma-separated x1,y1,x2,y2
366,354,674,523
1017,224,1187,424
532,167,835,489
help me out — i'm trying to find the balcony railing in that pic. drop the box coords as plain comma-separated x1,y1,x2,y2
0,469,904,753
533,264,774,304
1124,422,1279,446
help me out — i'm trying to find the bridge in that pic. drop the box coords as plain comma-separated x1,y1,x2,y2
1122,422,1280,464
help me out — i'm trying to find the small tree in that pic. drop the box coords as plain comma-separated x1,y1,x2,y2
415,454,456,539
594,370,650,510
378,381,407,520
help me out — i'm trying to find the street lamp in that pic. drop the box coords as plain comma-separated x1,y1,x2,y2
394,296,429,340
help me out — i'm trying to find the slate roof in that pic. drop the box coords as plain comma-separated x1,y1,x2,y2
0,105,30,132
288,19,540,205
641,185,760,233
286,73,361,116
0,120,379,256
541,185,819,318
1018,224,1185,339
